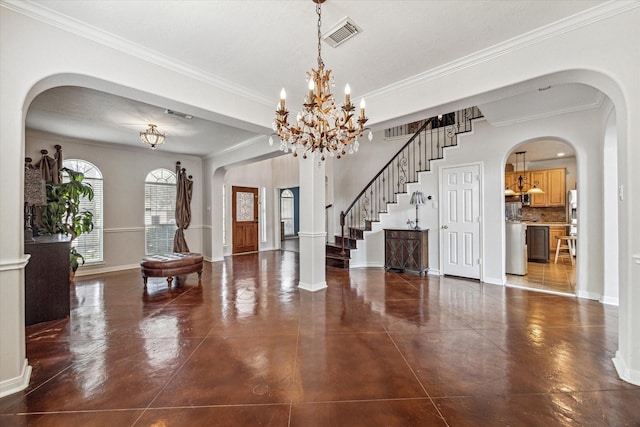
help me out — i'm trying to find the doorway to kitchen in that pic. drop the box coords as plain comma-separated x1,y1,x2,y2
504,139,577,295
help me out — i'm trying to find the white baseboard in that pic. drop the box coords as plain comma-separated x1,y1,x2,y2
576,290,601,301
427,269,441,276
613,352,640,386
600,295,619,306
0,359,31,399
298,281,327,292
482,276,504,286
349,261,384,269
75,263,139,277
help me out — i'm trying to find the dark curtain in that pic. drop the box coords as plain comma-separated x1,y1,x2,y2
34,145,63,184
173,161,193,253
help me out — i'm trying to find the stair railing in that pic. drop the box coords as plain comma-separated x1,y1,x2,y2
340,106,483,235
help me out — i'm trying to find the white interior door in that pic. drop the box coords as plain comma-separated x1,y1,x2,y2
441,164,481,279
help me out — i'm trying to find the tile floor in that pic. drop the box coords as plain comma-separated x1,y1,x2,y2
507,258,576,295
1,250,638,426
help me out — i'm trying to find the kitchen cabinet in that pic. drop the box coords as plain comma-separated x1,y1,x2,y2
527,225,549,262
384,229,429,275
505,172,528,193
549,225,568,252
24,235,71,325
529,170,547,207
547,168,566,206
506,168,565,207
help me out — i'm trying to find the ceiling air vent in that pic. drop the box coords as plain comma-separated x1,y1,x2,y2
165,109,193,120
322,17,362,48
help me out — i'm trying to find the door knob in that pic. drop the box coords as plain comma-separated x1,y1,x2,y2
442,225,449,229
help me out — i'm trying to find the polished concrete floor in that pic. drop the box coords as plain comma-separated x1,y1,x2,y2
1,251,638,426
280,237,299,253
507,259,576,295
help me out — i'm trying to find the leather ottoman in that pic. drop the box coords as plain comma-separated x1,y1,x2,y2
140,252,203,289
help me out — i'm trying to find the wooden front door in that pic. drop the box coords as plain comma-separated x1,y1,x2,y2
232,186,259,254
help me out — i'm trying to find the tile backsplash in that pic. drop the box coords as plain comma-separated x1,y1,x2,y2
522,206,567,222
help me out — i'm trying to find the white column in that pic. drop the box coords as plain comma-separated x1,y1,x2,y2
298,155,327,292
613,94,640,386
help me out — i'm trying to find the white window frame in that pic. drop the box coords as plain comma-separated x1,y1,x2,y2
261,187,267,242
62,159,103,264
280,189,295,237
144,168,177,255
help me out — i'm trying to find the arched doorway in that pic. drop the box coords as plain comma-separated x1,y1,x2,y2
503,139,578,295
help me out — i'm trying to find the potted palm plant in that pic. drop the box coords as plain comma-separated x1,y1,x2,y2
40,167,94,279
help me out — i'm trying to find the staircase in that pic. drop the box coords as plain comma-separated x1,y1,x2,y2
326,107,483,268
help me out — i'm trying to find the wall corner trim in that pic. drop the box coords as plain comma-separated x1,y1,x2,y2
0,359,31,399
613,352,640,386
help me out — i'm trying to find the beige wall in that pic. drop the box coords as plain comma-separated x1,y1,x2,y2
25,130,204,275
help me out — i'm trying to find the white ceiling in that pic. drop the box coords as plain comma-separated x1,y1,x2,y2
18,0,608,157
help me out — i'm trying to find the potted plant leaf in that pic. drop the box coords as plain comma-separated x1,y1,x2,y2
40,167,94,279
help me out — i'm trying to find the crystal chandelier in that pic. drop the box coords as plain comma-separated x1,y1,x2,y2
140,124,165,150
269,0,372,160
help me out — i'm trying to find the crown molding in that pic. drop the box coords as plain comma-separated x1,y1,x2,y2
488,91,606,127
3,0,636,110
1,0,274,107
363,1,640,101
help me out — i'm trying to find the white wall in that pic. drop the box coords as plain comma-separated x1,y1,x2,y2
603,107,619,305
331,129,407,237
223,154,299,254
2,2,640,396
25,130,204,275
342,106,607,297
439,109,605,293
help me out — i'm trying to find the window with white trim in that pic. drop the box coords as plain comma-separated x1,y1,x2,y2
222,184,226,245
280,189,295,237
261,187,267,242
145,168,177,255
63,159,103,263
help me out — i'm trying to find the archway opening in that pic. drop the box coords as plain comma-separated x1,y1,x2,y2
503,138,578,295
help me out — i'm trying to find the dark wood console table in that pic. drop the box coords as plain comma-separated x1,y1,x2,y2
384,228,429,275
24,235,71,325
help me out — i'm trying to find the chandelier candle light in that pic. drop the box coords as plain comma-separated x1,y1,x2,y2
270,0,372,160
140,124,165,150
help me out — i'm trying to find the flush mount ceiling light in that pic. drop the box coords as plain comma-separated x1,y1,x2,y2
270,0,372,160
140,124,165,150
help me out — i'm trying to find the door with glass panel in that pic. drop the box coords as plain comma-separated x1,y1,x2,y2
232,186,259,254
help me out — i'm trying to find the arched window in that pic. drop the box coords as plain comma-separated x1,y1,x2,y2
62,159,103,263
145,168,177,255
280,189,295,237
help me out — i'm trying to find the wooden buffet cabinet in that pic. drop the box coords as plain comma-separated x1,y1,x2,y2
24,235,71,326
384,229,429,275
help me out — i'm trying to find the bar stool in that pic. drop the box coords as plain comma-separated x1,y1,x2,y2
554,235,576,265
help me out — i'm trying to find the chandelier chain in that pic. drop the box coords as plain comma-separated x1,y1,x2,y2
316,2,323,68
271,0,370,160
